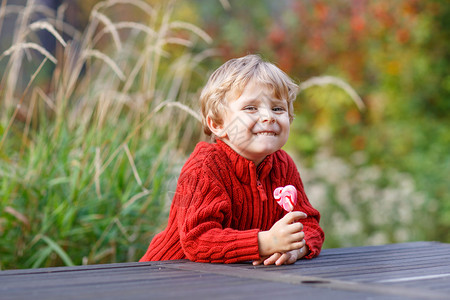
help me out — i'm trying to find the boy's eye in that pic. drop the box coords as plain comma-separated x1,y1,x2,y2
273,106,286,112
244,106,257,111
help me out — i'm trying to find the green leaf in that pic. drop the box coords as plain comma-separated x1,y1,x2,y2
39,235,75,266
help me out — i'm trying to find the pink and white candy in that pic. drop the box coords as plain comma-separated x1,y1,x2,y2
273,185,297,212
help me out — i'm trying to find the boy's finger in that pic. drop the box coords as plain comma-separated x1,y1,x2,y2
289,232,305,243
288,240,306,251
252,259,263,266
264,253,281,265
284,211,307,223
275,253,290,265
287,222,303,233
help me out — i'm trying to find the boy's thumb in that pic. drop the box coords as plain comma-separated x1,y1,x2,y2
286,211,307,222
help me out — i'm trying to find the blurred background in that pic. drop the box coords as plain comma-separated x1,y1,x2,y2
0,0,448,269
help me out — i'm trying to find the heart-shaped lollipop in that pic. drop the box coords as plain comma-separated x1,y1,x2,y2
273,185,297,212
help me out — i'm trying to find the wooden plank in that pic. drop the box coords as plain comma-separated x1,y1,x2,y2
0,264,395,300
225,241,450,294
0,260,183,276
161,260,447,299
235,242,450,282
1,242,449,300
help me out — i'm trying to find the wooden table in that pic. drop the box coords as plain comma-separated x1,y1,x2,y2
1,241,449,299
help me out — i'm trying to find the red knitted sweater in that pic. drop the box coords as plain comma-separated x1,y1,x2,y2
140,140,324,263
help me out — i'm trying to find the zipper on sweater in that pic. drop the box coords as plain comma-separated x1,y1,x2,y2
256,179,267,202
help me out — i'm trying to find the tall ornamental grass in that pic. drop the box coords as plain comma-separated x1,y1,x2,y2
0,0,212,269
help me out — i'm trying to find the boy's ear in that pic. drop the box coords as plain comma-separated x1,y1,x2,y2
206,115,227,138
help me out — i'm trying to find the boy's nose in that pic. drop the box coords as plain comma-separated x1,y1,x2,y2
260,109,275,123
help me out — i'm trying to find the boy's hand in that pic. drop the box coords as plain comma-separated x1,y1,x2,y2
253,245,309,266
257,211,307,257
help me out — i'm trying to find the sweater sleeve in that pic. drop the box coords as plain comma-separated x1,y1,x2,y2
284,153,325,259
175,163,260,263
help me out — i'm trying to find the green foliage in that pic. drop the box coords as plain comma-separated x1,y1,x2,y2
1,0,448,270
0,120,173,269
0,124,170,268
195,0,450,246
0,0,209,269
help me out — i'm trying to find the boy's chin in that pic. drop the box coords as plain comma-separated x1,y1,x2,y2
250,140,284,152
246,146,279,158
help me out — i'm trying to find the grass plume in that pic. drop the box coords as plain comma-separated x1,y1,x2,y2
0,0,212,269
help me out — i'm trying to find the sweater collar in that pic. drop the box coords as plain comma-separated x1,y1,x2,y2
216,139,273,184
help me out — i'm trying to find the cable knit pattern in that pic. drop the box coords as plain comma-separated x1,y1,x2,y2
140,140,324,263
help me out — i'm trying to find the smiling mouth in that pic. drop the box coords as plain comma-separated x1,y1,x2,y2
255,132,277,136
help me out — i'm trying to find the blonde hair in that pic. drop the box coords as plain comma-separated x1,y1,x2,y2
200,54,299,136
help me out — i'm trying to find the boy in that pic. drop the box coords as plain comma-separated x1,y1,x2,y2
140,54,324,265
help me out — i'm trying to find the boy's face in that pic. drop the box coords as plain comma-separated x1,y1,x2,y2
214,80,290,166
